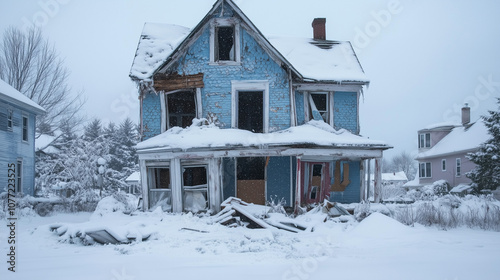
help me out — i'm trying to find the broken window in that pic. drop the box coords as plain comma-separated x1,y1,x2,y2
166,90,196,130
148,167,172,211
238,91,263,133
216,26,234,61
182,166,208,213
309,92,329,122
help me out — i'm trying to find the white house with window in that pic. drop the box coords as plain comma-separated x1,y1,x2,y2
414,105,489,188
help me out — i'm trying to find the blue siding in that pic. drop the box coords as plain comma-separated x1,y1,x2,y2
222,157,236,200
168,16,291,132
266,156,292,206
0,100,37,196
329,161,360,203
334,91,358,134
142,91,162,140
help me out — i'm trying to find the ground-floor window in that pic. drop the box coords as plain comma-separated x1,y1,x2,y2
182,165,208,212
148,167,172,211
419,162,432,178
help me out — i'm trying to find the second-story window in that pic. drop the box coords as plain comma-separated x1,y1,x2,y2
309,92,329,123
22,116,28,142
419,133,430,148
166,90,196,130
210,18,240,65
7,109,13,130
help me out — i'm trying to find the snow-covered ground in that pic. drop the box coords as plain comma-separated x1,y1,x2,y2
2,201,500,280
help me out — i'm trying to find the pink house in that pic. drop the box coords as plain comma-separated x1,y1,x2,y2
414,105,489,188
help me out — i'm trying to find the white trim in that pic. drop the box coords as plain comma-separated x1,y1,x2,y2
171,158,183,213
329,92,335,126
295,83,363,92
160,93,166,133
196,88,203,119
303,92,310,121
231,80,269,133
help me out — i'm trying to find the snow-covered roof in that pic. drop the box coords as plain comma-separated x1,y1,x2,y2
130,23,190,81
125,171,141,183
416,120,489,159
136,119,388,152
382,171,408,181
421,121,461,131
0,78,45,114
450,184,473,193
130,18,368,83
268,37,367,82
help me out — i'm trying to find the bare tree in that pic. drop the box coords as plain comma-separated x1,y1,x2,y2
385,151,418,180
0,26,85,136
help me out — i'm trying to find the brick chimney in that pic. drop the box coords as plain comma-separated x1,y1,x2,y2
462,103,470,125
312,18,326,40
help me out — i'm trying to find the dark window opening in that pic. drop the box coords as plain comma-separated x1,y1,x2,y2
22,116,28,141
152,168,170,189
238,91,263,133
7,110,13,129
310,93,328,122
312,164,323,177
183,166,208,187
16,161,22,193
167,91,196,129
237,157,265,180
216,26,234,61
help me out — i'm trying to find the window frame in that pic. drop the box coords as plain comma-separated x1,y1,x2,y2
22,115,28,142
231,80,269,133
209,18,241,65
160,88,202,133
419,162,432,178
419,133,430,148
456,158,461,177
7,109,13,131
441,159,446,171
181,164,209,212
16,159,23,193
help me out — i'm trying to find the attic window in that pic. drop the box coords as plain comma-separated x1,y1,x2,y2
210,18,240,65
216,26,234,61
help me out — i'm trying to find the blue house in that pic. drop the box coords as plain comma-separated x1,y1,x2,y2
0,78,45,196
130,0,390,213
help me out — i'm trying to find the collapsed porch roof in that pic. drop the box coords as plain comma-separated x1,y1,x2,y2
136,119,391,158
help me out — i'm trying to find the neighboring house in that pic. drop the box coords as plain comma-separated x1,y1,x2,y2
415,105,489,188
0,78,45,196
124,171,141,195
129,0,391,213
35,134,61,157
381,171,408,186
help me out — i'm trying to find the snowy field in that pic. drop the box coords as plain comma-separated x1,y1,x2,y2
2,203,500,280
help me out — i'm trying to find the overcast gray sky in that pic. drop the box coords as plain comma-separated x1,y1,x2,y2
2,0,500,159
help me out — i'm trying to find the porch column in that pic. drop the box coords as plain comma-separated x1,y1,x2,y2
208,158,221,213
374,158,382,203
139,159,148,211
360,160,366,201
171,158,183,213
294,157,302,214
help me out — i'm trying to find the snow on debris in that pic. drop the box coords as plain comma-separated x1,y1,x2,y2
130,22,190,80
268,36,368,83
136,119,388,151
0,78,45,112
416,120,489,159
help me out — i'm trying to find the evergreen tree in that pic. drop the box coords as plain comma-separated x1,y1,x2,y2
83,118,102,141
467,98,500,191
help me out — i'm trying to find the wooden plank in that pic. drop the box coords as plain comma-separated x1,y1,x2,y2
374,158,382,203
153,73,204,92
237,180,266,205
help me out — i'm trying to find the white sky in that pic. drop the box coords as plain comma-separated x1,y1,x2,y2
1,0,500,159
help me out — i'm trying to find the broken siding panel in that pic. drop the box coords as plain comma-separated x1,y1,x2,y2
170,26,290,130
329,161,360,204
333,91,358,134
266,156,292,206
142,92,162,140
295,91,305,125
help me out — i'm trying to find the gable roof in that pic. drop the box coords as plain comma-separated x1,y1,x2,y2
416,120,489,159
0,78,45,114
129,0,368,84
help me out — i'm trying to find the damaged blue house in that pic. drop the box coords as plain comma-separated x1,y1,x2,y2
130,0,391,213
